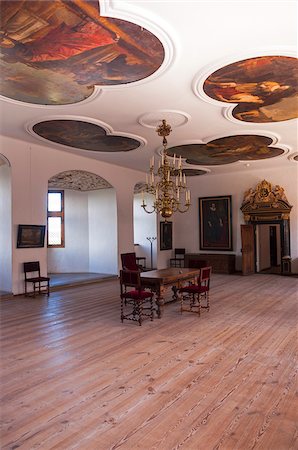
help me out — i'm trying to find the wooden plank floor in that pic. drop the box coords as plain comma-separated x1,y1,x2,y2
0,274,297,450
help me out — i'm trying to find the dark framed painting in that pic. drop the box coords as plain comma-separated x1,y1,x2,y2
17,225,46,248
199,196,232,251
160,221,173,251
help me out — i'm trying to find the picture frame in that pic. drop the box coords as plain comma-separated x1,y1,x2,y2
17,224,46,248
160,221,172,251
199,196,233,251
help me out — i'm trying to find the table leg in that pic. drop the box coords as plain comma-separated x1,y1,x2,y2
155,286,164,318
172,285,178,301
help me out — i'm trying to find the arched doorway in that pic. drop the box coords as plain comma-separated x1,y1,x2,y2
0,154,12,294
240,180,292,275
47,170,118,285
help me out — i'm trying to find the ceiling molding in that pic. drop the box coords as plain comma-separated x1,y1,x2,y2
138,110,191,129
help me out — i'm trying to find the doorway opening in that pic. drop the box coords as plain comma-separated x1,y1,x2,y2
256,223,281,274
47,170,118,288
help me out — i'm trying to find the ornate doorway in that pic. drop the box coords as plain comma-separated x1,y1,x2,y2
240,180,292,275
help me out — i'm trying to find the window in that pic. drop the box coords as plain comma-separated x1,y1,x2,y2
47,190,64,247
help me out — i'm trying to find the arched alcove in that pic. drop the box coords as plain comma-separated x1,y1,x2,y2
48,170,118,281
0,154,12,294
133,182,157,270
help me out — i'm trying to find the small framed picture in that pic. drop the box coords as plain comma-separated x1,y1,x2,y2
160,221,173,251
17,225,46,248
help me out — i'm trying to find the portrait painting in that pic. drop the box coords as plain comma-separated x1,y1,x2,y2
160,221,172,251
199,196,232,251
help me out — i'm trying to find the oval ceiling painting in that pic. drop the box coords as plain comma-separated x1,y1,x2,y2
33,120,141,152
203,56,298,122
167,135,284,166
0,0,164,105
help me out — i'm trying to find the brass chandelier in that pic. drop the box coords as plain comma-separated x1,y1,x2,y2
141,119,191,220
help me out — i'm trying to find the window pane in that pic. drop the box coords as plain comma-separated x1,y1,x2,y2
48,217,62,245
48,192,62,212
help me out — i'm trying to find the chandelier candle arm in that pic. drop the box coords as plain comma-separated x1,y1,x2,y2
141,119,191,220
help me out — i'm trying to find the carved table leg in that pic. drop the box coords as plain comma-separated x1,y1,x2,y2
156,286,164,318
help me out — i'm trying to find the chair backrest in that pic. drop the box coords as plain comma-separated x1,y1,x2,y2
200,266,212,290
24,261,41,280
121,252,139,271
175,248,186,259
120,269,142,293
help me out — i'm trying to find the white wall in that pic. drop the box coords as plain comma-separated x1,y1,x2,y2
0,161,12,292
1,135,145,294
89,189,117,274
172,166,298,273
1,133,297,294
48,190,89,273
133,193,157,269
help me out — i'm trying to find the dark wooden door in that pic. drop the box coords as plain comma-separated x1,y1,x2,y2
241,224,255,275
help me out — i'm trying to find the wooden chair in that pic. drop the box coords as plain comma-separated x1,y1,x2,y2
170,248,186,268
120,270,154,326
24,261,50,297
179,266,212,316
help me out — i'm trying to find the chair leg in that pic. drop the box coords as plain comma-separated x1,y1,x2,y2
180,294,184,314
197,294,201,316
120,297,124,323
206,292,210,311
138,303,142,326
150,297,154,321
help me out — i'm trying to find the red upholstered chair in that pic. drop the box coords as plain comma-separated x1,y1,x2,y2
120,270,154,326
121,252,141,271
179,266,212,316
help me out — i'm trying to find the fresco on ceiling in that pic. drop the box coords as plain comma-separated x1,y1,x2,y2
0,0,164,105
33,120,141,152
167,135,284,166
203,56,298,122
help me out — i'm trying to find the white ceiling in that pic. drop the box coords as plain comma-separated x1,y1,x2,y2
1,0,297,176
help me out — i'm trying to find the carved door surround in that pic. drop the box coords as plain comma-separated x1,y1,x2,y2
240,180,292,274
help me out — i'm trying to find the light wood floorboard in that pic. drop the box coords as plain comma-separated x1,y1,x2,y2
0,274,297,450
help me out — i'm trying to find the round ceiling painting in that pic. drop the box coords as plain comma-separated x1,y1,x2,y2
203,56,298,123
33,120,141,152
0,0,164,105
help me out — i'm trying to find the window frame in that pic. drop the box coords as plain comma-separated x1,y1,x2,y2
47,190,65,248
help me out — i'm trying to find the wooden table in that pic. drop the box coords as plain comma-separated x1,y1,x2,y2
140,267,200,318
